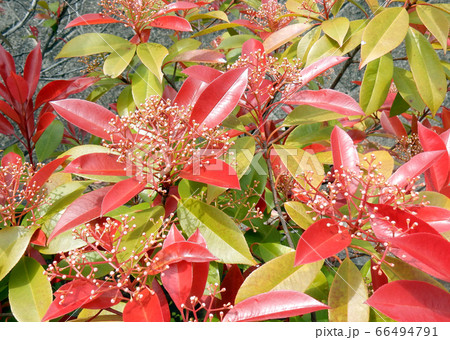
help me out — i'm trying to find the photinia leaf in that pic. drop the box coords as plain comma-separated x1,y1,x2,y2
182,65,223,83
406,206,450,233
6,73,29,105
392,67,426,112
64,153,128,177
189,68,248,129
151,280,171,322
123,288,165,322
263,23,311,54
360,7,409,68
298,56,348,87
370,259,388,292
0,100,20,123
29,155,70,192
48,186,113,243
366,280,450,322
170,49,226,64
136,43,168,82
0,43,16,83
23,42,42,100
0,113,14,135
65,13,121,28
328,258,370,321
416,5,448,54
285,89,364,116
103,43,136,78
174,77,209,108
321,17,350,46
131,64,163,106
155,1,198,16
223,290,329,322
379,111,407,140
294,218,352,266
149,15,192,32
161,260,193,310
35,119,65,162
180,158,240,189
101,177,146,216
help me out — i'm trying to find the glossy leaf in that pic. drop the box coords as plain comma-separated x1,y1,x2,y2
223,290,329,322
284,105,343,126
379,112,407,140
0,113,14,135
263,23,311,54
9,257,52,322
360,7,409,68
360,54,393,115
235,251,323,303
284,201,314,230
64,153,127,177
299,56,348,87
23,42,42,99
392,67,426,112
171,49,226,64
285,89,364,116
131,64,163,106
29,155,69,192
136,43,168,82
174,77,209,108
366,280,450,322
180,158,240,189
35,120,64,162
103,43,136,78
6,73,28,104
182,65,223,84
123,288,165,322
294,218,352,266
331,126,360,174
406,206,450,233
416,5,448,54
65,13,121,27
328,258,370,321
321,17,350,46
101,177,146,216
150,15,192,31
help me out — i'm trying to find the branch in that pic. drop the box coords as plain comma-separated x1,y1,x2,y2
1,0,38,37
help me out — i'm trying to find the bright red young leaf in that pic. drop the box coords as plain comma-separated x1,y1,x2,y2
101,177,146,216
65,13,121,28
123,288,166,322
161,260,193,310
366,280,450,322
180,158,240,189
0,100,20,123
51,99,122,141
6,73,29,105
223,290,329,322
284,89,364,116
155,2,199,16
23,42,42,100
331,126,360,174
64,153,128,177
218,264,245,306
30,228,47,247
32,112,56,143
189,67,248,128
389,233,450,282
406,206,450,233
29,155,70,191
370,259,388,291
298,56,348,87
163,225,186,248
0,44,16,83
1,151,22,168
48,186,113,243
151,280,171,322
149,16,192,31
172,50,226,64
380,112,407,139
186,230,210,301
174,76,210,108
182,65,223,83
241,39,266,85
294,218,352,266
0,113,14,135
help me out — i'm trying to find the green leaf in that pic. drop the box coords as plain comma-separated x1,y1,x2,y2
364,0,383,15
405,27,447,115
328,258,370,322
0,226,37,280
389,92,411,117
188,11,229,23
252,243,293,262
87,78,122,102
284,105,344,126
304,270,329,302
56,33,132,58
131,64,163,107
164,38,202,63
285,123,334,148
392,67,426,112
235,251,323,303
297,27,321,64
284,201,314,230
191,23,243,38
321,17,350,46
177,198,255,265
137,43,168,82
360,7,409,68
9,257,52,322
35,119,64,162
103,43,136,78
416,5,448,54
217,34,261,50
359,54,394,115
117,86,136,116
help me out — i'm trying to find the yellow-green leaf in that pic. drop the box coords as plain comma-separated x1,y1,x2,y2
235,251,323,303
137,43,168,82
416,5,449,54
284,201,314,230
117,86,136,116
297,26,321,64
103,43,136,78
321,17,350,46
360,7,409,68
191,23,242,38
188,11,229,23
328,258,370,321
359,150,394,180
9,257,52,322
284,105,344,126
364,0,383,15
392,67,426,112
131,64,163,107
359,54,393,115
405,27,447,115
263,23,311,54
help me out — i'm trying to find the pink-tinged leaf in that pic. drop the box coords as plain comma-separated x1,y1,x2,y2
171,49,226,64
389,233,450,281
163,225,186,248
182,65,223,83
0,113,14,135
151,280,171,322
441,129,450,153
152,186,179,218
150,16,192,31
29,155,70,191
263,23,311,54
123,288,165,322
406,206,450,233
0,44,15,83
331,126,360,174
48,186,112,243
223,290,329,322
370,259,388,291
64,153,127,177
42,280,119,321
367,203,441,241
162,85,177,101
161,260,193,310
6,73,29,105
242,38,265,58
51,99,121,141
299,56,348,87
294,218,352,266
81,287,121,310
231,19,264,31
23,42,42,100
155,1,198,16
174,77,209,108
1,152,22,168
366,280,450,322
380,112,407,139
180,158,240,189
284,89,364,116
189,67,248,128
418,123,449,190
101,177,146,216
186,229,209,300
32,112,56,143
0,100,20,123
35,77,98,110
387,150,446,188
65,13,121,28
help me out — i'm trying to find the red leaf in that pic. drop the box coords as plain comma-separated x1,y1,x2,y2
172,50,226,64
155,2,199,16
23,42,42,100
418,123,450,190
189,67,248,129
241,39,265,84
231,19,265,32
6,73,29,105
174,77,209,108
28,155,70,191
380,112,407,139
331,126,360,174
389,233,450,281
180,158,240,189
406,206,450,233
101,177,146,216
182,65,223,83
299,56,348,86
294,218,352,266
32,112,56,143
223,290,329,322
1,151,22,168
123,289,165,322
163,225,186,248
370,259,388,291
65,13,121,28
149,16,192,32
366,280,450,322
386,150,446,188
0,100,20,123
0,113,14,135
151,280,171,322
48,186,112,243
152,186,179,218
51,99,121,141
219,264,245,306
161,260,193,310
284,89,364,116
0,44,16,83
30,228,47,247
64,153,128,177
